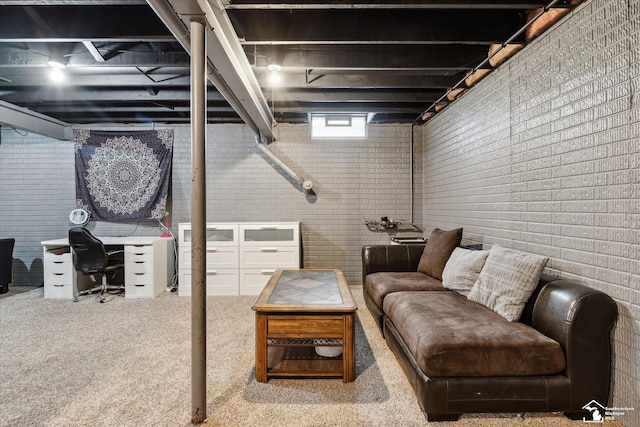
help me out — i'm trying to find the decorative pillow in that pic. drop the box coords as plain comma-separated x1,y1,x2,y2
442,248,490,296
468,245,548,322
417,227,463,280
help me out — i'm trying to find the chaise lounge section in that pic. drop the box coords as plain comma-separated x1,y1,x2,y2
362,229,618,422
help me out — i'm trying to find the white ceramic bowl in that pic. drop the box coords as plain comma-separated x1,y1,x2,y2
315,346,342,358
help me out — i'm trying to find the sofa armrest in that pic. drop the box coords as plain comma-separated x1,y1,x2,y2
531,280,617,410
361,244,426,278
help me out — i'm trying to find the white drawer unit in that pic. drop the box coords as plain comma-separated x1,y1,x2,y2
239,224,299,247
43,249,74,298
178,222,300,296
124,244,153,298
178,223,239,297
179,269,240,296
180,247,239,270
238,247,299,269
179,223,238,247
123,242,170,299
239,268,278,296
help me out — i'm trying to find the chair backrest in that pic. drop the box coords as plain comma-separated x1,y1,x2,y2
68,227,108,275
0,238,15,285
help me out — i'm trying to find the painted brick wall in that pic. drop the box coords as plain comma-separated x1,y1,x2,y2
0,122,418,287
0,131,75,285
171,123,420,284
420,0,639,423
0,127,170,286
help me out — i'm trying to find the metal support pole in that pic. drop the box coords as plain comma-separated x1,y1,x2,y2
190,17,207,425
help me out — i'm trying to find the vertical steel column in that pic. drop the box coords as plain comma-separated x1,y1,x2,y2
190,17,207,425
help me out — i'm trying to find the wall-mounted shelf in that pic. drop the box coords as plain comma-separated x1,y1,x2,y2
364,218,421,233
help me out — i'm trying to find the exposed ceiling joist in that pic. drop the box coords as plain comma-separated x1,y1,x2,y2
0,100,71,140
223,1,551,9
0,0,581,127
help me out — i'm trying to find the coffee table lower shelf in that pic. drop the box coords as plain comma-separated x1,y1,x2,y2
267,346,343,378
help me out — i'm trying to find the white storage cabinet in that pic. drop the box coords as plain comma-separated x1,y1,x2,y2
178,222,300,296
178,223,239,297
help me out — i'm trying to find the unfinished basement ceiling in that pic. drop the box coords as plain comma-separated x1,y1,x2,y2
0,0,579,128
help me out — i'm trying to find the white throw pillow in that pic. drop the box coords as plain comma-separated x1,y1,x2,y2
468,245,548,321
442,248,490,296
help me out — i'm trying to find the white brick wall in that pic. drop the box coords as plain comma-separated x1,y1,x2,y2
171,123,419,284
420,0,639,423
1,122,419,287
0,126,170,285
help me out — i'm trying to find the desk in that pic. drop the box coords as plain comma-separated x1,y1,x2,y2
41,236,174,299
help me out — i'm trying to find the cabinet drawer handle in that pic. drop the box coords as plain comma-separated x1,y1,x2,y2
53,284,64,287
207,248,218,252
208,270,218,274
53,261,64,264
261,269,276,274
260,226,278,230
53,273,64,276
134,261,145,264
134,273,146,276
135,284,146,287
260,248,278,252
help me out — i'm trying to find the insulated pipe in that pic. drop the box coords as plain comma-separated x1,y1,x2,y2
190,17,207,425
254,135,313,191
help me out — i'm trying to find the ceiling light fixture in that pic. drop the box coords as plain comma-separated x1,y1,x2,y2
47,53,67,69
267,64,281,85
47,52,68,83
49,67,65,82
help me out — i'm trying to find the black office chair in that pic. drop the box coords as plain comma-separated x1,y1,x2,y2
0,238,16,294
69,227,124,303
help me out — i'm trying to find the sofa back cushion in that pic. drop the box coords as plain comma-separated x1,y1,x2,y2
468,245,548,321
442,248,490,296
417,227,463,280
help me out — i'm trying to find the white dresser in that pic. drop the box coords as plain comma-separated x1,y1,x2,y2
178,222,300,296
41,236,174,299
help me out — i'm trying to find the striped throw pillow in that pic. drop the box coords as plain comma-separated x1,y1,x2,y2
468,245,548,321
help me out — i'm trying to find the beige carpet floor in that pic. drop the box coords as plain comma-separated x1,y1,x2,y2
0,287,623,427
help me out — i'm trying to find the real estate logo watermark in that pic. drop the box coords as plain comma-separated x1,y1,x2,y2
582,400,634,423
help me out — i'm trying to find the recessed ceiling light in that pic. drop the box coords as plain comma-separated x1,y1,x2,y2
49,67,65,82
267,64,281,85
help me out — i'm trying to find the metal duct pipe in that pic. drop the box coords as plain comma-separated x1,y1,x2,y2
255,135,313,192
146,0,261,136
148,0,314,192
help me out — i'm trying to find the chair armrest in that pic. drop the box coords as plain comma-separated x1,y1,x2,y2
361,244,426,278
106,249,124,257
532,280,617,411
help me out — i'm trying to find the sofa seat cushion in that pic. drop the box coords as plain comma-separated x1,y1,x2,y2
364,272,444,309
383,291,566,377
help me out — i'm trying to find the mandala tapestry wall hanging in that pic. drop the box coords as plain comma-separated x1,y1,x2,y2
74,129,174,221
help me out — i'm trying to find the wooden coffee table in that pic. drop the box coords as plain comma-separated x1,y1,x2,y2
252,269,358,383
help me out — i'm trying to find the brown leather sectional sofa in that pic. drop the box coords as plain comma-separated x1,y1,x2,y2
362,243,618,422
